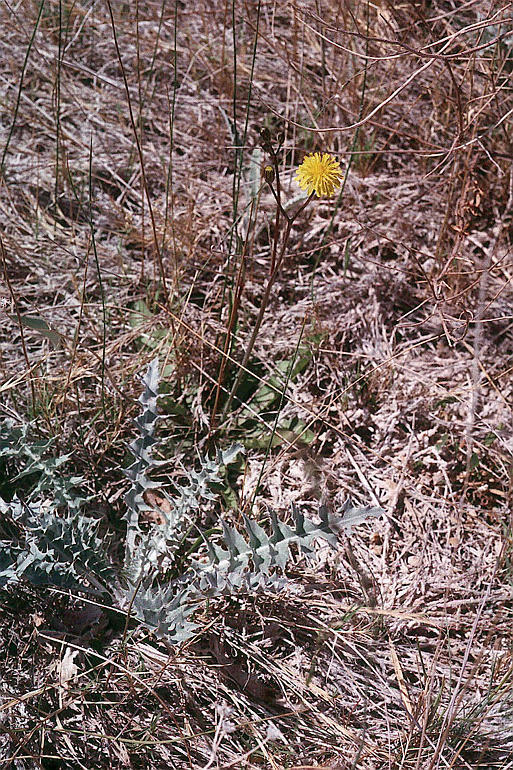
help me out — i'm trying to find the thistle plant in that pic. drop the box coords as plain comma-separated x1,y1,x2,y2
221,136,342,421
0,361,383,643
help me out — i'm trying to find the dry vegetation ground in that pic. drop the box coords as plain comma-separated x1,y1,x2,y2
1,0,513,768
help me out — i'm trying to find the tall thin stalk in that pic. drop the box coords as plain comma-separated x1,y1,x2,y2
220,135,318,422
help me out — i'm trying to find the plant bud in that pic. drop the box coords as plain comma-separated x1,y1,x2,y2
263,165,275,184
259,127,273,153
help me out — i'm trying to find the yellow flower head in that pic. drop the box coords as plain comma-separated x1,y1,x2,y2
295,152,342,198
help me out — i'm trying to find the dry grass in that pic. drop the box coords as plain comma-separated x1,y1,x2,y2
1,0,513,767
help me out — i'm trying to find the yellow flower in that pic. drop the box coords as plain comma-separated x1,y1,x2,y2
295,152,342,198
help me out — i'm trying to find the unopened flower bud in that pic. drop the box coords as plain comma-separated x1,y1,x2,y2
259,126,271,144
264,165,275,184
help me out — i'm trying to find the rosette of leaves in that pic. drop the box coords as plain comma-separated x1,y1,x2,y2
120,360,384,641
0,361,384,644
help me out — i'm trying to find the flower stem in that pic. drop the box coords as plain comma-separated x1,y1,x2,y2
220,191,313,422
